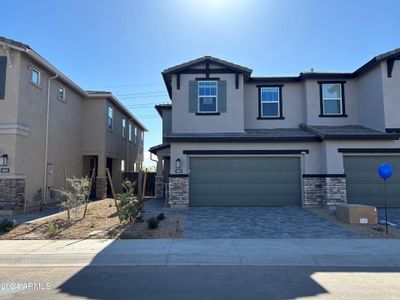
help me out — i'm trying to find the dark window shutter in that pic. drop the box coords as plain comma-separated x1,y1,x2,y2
218,80,227,113
0,56,7,100
188,80,198,113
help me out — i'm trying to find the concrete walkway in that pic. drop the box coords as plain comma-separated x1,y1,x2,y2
0,239,399,267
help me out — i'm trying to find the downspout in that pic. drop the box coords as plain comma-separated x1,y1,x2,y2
43,73,58,206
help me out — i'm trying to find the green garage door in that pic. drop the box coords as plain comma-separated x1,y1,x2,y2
344,156,400,207
189,157,301,207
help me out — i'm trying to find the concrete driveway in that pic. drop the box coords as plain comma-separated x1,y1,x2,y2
145,199,354,239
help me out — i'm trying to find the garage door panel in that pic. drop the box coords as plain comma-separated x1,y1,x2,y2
344,156,400,207
189,157,301,207
190,183,300,195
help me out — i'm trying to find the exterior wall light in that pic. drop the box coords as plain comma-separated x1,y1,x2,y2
0,154,8,166
175,158,182,169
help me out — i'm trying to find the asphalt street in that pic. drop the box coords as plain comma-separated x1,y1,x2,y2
0,265,400,300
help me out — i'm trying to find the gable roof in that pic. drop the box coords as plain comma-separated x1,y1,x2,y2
162,48,400,98
162,56,252,75
162,56,252,98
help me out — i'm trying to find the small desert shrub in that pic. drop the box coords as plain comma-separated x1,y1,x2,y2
0,219,15,234
48,223,60,236
157,213,166,221
57,176,91,219
147,217,159,230
117,181,144,222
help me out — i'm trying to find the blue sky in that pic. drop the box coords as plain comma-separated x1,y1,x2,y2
2,0,400,164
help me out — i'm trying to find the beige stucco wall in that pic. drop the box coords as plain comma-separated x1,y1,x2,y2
321,140,400,174
382,60,400,129
1,47,145,211
14,54,84,207
0,48,20,124
170,142,322,176
304,79,359,126
356,63,385,131
171,71,245,133
244,82,306,129
105,99,144,192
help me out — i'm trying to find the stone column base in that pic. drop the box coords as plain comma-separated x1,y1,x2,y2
303,175,347,207
168,176,189,208
155,175,164,198
0,177,25,213
96,176,107,200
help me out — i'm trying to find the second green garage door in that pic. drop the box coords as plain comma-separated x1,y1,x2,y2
189,157,301,207
344,156,400,207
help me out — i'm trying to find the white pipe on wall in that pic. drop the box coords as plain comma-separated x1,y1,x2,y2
43,73,58,205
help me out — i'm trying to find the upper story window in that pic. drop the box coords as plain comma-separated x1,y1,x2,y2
107,106,113,129
134,126,137,143
141,131,144,142
121,160,125,172
259,86,283,119
31,68,40,85
58,86,66,101
319,82,346,117
128,123,132,142
122,118,126,138
198,81,217,113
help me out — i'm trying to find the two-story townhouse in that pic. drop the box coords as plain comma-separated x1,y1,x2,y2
151,50,400,208
0,37,146,214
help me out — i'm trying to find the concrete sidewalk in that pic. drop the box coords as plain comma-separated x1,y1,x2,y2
0,239,399,267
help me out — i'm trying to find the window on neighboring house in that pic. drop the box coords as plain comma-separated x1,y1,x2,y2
320,83,344,116
0,155,8,166
198,81,217,112
141,131,144,142
134,126,137,143
128,123,132,142
31,68,40,85
122,118,126,138
260,87,281,118
121,160,125,172
58,86,66,101
107,106,113,129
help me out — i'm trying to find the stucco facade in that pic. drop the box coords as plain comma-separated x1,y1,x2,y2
0,37,146,214
152,52,400,208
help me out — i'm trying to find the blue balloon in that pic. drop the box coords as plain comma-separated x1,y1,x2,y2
378,163,393,180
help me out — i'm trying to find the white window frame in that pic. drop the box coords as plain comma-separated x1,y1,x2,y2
31,68,41,86
134,126,138,143
260,87,280,118
58,86,66,102
122,118,126,138
128,123,132,142
121,160,125,172
321,83,343,115
107,106,113,130
198,80,218,113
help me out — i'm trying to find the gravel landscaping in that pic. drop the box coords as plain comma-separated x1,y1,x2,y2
0,199,185,240
309,208,400,239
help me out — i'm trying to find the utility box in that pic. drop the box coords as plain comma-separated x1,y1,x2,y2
336,204,377,225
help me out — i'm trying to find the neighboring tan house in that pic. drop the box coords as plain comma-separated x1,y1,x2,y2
151,50,400,208
0,37,147,214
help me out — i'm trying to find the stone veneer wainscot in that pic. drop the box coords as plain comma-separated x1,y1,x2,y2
168,175,189,208
0,175,25,213
303,175,347,207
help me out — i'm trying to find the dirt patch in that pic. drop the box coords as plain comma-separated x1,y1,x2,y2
0,199,185,240
120,215,185,239
309,208,400,239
